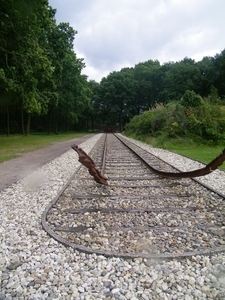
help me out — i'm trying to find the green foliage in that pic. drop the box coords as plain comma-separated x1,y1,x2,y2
180,90,203,108
0,0,91,135
134,60,161,111
96,69,137,130
124,99,225,145
0,0,54,112
159,58,201,102
214,49,225,97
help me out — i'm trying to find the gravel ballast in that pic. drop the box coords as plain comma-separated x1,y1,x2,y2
0,133,225,300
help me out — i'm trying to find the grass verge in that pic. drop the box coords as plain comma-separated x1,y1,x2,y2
0,132,90,163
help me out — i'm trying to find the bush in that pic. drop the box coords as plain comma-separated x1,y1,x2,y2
180,90,203,108
124,98,225,145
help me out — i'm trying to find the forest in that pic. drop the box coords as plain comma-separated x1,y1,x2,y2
0,0,90,135
1,0,225,141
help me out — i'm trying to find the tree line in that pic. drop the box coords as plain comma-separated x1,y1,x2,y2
89,52,225,132
0,0,91,135
1,0,225,136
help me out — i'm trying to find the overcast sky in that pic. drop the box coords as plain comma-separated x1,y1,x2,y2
48,0,225,82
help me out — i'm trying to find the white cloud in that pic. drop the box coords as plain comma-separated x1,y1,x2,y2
49,0,225,82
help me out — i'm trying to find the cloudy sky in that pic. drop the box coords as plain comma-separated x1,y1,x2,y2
48,0,225,82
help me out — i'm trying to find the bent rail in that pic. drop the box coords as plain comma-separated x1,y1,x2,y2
115,135,225,178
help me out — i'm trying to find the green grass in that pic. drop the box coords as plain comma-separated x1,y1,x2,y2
0,132,90,163
125,134,225,171
162,143,225,170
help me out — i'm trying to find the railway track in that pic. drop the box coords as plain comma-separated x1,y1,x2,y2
42,133,225,259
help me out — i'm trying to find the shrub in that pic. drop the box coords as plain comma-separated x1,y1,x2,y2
124,97,225,144
180,90,203,108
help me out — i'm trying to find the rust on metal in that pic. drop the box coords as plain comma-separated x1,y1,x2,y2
71,144,108,185
41,134,225,260
100,133,107,177
116,135,225,178
155,147,225,178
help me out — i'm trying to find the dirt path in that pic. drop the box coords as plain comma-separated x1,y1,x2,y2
0,134,96,191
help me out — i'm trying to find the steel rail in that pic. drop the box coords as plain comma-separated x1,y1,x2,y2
114,134,225,179
100,132,107,177
114,134,225,199
42,133,225,260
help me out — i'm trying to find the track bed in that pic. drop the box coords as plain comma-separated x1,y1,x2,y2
42,134,225,259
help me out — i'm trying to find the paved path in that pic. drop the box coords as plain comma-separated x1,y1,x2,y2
0,134,96,191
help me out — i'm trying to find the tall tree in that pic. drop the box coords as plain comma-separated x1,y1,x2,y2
160,58,201,102
99,69,136,131
0,0,54,135
48,22,90,132
195,56,215,97
134,60,161,112
86,80,101,132
214,49,225,98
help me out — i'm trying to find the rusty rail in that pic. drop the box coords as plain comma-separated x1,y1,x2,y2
42,134,225,259
100,133,107,178
115,134,225,178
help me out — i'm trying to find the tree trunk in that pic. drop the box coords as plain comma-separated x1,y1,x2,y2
47,109,51,135
86,117,89,131
21,109,25,135
91,115,94,132
119,114,123,132
54,117,58,134
25,114,31,136
6,106,10,136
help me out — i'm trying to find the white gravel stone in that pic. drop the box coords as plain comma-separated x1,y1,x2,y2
0,133,225,299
